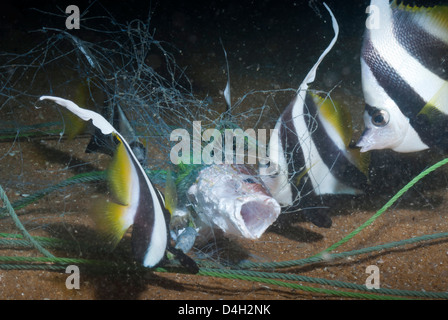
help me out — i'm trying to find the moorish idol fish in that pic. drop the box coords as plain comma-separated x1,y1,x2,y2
357,0,448,153
261,3,370,226
39,95,198,272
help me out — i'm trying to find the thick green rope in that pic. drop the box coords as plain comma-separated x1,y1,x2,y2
1,231,447,299
0,171,106,218
1,148,447,299
0,122,62,140
197,270,407,300
315,157,448,257
0,255,409,299
0,185,54,258
237,231,448,270
199,268,448,299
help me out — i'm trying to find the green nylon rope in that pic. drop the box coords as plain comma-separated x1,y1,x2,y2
315,157,448,257
237,231,448,270
1,127,448,299
198,268,448,299
0,185,54,258
196,270,407,300
0,171,106,218
1,231,447,299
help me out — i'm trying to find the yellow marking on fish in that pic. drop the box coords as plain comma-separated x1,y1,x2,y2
420,81,448,118
311,93,370,177
393,0,448,39
164,169,177,216
62,80,91,139
311,93,353,148
347,147,371,178
107,133,132,206
296,165,313,186
91,198,130,248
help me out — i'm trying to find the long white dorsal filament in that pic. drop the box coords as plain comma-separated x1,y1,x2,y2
299,2,339,93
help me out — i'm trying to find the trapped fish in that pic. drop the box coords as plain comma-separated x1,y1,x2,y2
357,0,448,153
260,3,370,226
187,164,281,240
39,95,198,272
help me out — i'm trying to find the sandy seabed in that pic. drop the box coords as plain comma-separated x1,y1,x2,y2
1,0,448,301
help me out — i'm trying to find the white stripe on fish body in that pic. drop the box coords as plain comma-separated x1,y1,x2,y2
407,2,448,45
291,92,362,196
39,95,167,268
360,58,429,152
261,3,362,206
358,0,448,152
260,117,293,206
122,144,141,229
122,138,167,268
368,0,448,113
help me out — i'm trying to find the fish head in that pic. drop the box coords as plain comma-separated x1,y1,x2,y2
187,164,281,240
357,102,424,153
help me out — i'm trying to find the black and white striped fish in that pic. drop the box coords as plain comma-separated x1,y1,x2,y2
39,96,198,272
357,0,448,153
261,4,370,226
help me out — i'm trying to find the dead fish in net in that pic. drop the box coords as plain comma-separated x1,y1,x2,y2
260,3,370,227
39,95,198,273
357,0,448,153
186,164,281,240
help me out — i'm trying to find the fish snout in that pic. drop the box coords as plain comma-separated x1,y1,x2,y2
356,128,375,153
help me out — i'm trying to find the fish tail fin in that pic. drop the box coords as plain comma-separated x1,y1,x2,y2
91,198,132,248
92,135,135,247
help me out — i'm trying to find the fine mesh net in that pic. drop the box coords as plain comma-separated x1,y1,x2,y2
0,4,342,260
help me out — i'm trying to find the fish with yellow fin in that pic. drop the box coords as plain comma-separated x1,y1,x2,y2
261,3,370,227
60,80,92,140
39,95,198,272
357,0,448,153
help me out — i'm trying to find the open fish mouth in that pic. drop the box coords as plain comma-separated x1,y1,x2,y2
187,164,282,239
239,199,281,238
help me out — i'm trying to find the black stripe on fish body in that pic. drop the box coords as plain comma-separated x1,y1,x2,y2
303,93,368,190
363,39,448,150
412,112,448,151
362,39,427,119
125,144,167,267
392,8,448,80
85,129,116,156
85,101,116,155
279,96,314,201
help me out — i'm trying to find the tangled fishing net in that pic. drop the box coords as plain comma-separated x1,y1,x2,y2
0,6,297,257
2,4,448,300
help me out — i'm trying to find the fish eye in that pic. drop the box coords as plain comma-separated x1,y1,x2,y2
371,109,390,127
243,177,257,184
